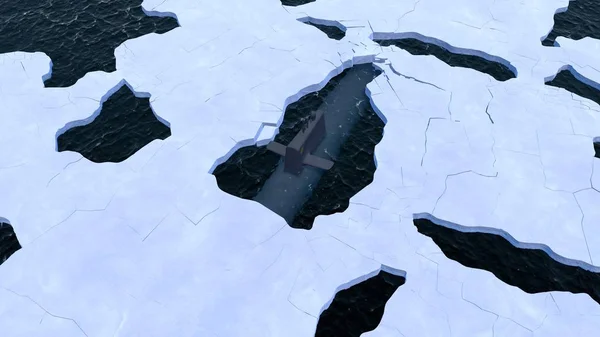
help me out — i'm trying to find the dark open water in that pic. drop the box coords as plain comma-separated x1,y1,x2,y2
213,64,384,230
414,216,600,305
303,21,346,40
56,83,171,163
546,68,600,107
542,0,600,46
0,0,178,87
315,270,405,337
0,222,21,265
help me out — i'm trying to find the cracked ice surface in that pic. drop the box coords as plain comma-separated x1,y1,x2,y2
1,0,600,336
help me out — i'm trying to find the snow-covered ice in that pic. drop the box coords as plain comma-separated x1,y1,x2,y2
1,0,600,336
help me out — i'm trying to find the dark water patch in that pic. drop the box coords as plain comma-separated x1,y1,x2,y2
212,64,384,229
413,213,600,305
545,67,600,107
542,0,600,46
56,81,171,163
0,0,179,87
315,268,405,337
373,37,516,81
0,220,21,266
303,21,346,40
291,95,384,229
594,139,600,159
282,0,316,6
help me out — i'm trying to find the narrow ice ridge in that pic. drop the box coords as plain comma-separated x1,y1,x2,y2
545,64,600,107
414,212,600,304
372,32,518,81
141,4,181,20
297,17,347,40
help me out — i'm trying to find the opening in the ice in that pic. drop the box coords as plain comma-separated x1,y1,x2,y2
315,267,405,337
0,219,21,266
594,138,600,159
541,0,600,46
56,81,171,163
281,0,316,6
0,0,179,87
302,21,346,40
545,67,600,107
413,213,600,305
373,37,516,81
212,64,384,230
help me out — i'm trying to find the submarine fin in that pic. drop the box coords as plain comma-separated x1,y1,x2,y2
303,154,334,170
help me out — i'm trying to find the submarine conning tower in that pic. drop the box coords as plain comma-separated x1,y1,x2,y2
266,109,333,175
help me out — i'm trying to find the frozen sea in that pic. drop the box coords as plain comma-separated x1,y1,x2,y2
1,0,600,336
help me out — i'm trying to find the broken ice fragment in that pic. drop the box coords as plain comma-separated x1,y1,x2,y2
373,37,516,81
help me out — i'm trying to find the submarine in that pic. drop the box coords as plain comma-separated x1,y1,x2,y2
266,109,334,175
